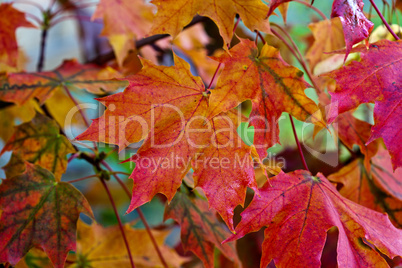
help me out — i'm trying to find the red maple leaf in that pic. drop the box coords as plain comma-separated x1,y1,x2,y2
226,170,402,267
325,40,401,170
331,0,374,58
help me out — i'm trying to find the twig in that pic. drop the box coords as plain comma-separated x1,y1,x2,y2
100,160,169,268
369,0,400,40
37,25,48,72
88,16,208,65
100,178,136,268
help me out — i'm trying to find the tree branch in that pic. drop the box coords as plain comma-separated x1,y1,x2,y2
88,15,208,65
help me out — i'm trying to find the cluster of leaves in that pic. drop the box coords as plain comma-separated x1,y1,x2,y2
0,0,401,267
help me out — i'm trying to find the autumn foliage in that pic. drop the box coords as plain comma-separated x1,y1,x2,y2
0,0,401,267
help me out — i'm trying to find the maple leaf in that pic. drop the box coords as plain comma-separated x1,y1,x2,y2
0,3,35,68
149,0,270,49
173,24,221,84
77,53,257,231
267,0,291,23
324,40,402,170
209,38,325,159
0,163,94,268
329,147,402,227
0,59,126,105
331,0,373,58
225,170,402,267
0,100,36,142
370,24,402,43
67,219,188,267
333,111,379,171
93,0,154,65
0,113,76,180
43,88,86,128
306,18,345,72
164,189,240,268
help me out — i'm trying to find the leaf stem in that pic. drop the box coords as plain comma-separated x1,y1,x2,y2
206,17,241,92
72,140,96,152
369,0,400,40
137,209,169,266
289,115,310,171
269,27,321,95
62,85,98,150
99,177,136,268
206,63,222,90
62,85,90,128
67,174,99,183
100,160,169,268
270,24,304,63
14,0,44,12
255,30,260,45
67,152,79,163
292,0,328,20
258,28,312,83
113,171,132,176
67,171,129,183
25,13,43,26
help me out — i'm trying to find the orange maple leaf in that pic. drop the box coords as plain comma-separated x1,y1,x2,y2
77,53,258,231
150,0,270,49
0,3,35,68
